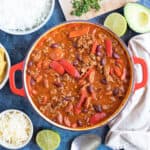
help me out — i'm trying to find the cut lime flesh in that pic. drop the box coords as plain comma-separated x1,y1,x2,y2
36,130,61,150
104,12,127,37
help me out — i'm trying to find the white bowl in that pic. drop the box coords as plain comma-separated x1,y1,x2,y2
0,0,55,35
0,43,11,90
0,109,33,149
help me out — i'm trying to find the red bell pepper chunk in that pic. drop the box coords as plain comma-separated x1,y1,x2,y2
114,66,122,77
74,107,82,115
75,87,87,114
27,75,32,94
50,61,65,75
90,112,106,125
59,59,80,78
121,68,127,80
91,41,98,54
76,94,86,109
69,27,89,38
109,68,114,76
79,68,94,85
116,59,124,66
91,92,96,100
105,39,112,57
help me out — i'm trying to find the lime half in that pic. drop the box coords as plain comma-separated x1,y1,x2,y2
36,130,61,150
104,13,127,37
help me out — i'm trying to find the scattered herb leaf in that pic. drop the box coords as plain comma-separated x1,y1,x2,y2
71,0,102,16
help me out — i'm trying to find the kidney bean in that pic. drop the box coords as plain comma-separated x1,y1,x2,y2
30,78,36,86
82,108,88,113
72,42,78,48
64,116,71,127
87,85,94,94
73,60,78,66
101,78,107,84
53,82,63,88
119,96,124,100
28,61,33,67
57,112,63,124
96,45,102,56
87,86,96,100
113,52,120,59
76,54,82,61
93,105,102,113
96,51,102,56
77,120,83,127
50,43,59,48
63,96,72,101
113,87,119,96
100,58,106,66
96,45,102,52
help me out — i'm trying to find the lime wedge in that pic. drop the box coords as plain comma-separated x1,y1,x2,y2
36,130,61,150
104,13,127,37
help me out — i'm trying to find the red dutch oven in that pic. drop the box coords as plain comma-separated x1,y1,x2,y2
9,22,148,131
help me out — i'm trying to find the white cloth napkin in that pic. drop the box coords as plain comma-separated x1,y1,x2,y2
105,33,150,150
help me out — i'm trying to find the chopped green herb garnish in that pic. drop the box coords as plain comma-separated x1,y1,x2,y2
71,0,102,16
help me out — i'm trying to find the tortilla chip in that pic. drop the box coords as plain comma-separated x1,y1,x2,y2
0,48,5,61
0,48,7,83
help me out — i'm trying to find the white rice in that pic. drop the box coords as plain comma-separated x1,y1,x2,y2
0,0,52,31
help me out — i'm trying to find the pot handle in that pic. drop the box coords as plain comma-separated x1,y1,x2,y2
133,56,148,92
9,61,26,97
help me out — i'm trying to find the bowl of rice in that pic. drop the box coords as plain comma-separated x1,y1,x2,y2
0,109,33,149
0,0,55,35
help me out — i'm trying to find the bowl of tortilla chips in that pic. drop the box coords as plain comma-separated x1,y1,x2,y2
0,44,11,90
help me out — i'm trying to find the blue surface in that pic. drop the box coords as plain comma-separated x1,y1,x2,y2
0,1,149,150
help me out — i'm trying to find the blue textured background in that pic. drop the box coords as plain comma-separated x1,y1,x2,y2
0,0,149,150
